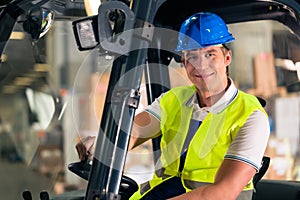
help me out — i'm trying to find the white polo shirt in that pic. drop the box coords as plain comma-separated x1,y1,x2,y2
145,81,270,172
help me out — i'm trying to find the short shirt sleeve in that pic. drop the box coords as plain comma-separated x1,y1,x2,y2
144,93,165,121
225,110,270,171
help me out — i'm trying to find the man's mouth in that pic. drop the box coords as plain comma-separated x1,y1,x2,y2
195,73,213,79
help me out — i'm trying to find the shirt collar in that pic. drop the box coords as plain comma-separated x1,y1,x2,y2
186,78,238,114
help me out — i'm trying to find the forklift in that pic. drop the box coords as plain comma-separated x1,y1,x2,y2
1,0,300,199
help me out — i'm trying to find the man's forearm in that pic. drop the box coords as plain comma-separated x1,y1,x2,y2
169,183,238,200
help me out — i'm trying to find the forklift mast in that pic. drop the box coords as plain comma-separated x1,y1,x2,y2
84,0,170,199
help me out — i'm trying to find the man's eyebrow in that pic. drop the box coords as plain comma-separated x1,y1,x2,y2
185,51,197,57
206,49,218,53
184,48,219,58
185,52,191,57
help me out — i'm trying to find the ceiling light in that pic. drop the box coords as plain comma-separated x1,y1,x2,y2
0,54,7,62
2,85,19,94
14,77,34,86
34,63,50,72
10,31,25,40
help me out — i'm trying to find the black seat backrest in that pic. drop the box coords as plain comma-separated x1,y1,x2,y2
253,156,270,188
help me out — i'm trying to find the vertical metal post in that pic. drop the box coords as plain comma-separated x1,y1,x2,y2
84,0,161,199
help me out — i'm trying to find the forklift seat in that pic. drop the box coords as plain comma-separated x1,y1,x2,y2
252,156,271,200
253,156,271,188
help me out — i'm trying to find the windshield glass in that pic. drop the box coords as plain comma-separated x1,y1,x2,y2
0,18,300,199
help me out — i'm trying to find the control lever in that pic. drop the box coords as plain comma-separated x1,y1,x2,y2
22,190,50,200
40,191,49,200
68,158,91,180
68,159,139,200
22,190,32,200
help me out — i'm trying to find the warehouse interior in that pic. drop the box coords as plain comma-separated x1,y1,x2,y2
0,1,300,199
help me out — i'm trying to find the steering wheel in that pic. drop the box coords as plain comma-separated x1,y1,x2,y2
68,160,138,200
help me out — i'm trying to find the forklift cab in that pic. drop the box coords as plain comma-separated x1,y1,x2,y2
1,0,300,200
59,0,300,199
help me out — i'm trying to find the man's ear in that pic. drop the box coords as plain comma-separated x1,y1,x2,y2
225,50,232,65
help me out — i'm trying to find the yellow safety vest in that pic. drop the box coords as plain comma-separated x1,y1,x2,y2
130,85,267,200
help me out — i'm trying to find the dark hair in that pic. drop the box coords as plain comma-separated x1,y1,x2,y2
222,44,230,51
222,44,231,76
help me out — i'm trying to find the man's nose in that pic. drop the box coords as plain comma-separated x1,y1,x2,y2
193,57,208,70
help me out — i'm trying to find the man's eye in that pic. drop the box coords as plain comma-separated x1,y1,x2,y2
205,53,213,57
187,55,197,61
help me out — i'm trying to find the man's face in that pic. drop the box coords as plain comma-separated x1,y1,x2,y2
182,46,232,96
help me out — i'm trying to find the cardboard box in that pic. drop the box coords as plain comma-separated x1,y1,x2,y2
252,52,278,98
264,136,294,180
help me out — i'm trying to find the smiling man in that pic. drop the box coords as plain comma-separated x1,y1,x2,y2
76,12,270,200
182,46,231,107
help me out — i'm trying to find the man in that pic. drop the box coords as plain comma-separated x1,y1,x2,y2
76,12,270,200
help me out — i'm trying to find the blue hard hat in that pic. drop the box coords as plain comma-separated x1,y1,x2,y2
175,12,235,51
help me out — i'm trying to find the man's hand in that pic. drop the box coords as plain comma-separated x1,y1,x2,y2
75,111,160,161
75,136,96,161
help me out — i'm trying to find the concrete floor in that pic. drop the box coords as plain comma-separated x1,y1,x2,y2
0,159,59,200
